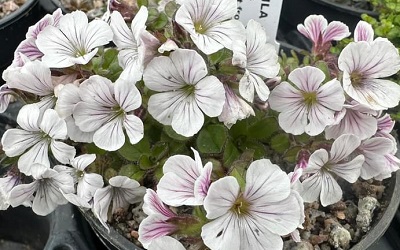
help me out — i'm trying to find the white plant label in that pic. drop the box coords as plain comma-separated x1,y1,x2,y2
235,0,283,51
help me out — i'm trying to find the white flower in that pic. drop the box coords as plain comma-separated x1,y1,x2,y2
0,85,16,113
8,163,74,216
232,20,280,102
218,85,254,128
338,40,400,110
4,61,62,112
138,189,179,248
73,76,144,151
269,66,345,136
54,154,104,208
0,174,24,210
201,159,304,250
357,137,395,179
175,0,245,54
36,10,113,68
1,105,76,175
93,176,145,229
297,15,350,49
143,49,225,137
301,134,365,206
148,236,185,250
354,21,374,42
110,6,160,82
157,148,212,206
325,102,378,140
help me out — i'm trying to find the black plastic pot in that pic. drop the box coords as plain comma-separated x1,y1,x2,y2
80,168,400,250
281,0,378,31
0,0,47,82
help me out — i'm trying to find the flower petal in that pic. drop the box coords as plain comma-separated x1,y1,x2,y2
8,182,37,208
143,189,176,218
297,15,328,44
195,76,225,117
322,21,350,43
114,79,141,112
203,176,239,220
330,134,361,163
71,154,96,171
332,155,364,182
123,114,144,145
354,21,374,42
40,109,68,139
289,66,325,92
138,214,178,248
77,173,104,200
50,140,76,164
92,185,113,229
320,172,342,206
18,140,50,174
171,96,204,137
148,236,185,250
1,129,41,157
93,118,125,151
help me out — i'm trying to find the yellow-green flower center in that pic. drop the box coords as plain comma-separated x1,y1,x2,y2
194,22,206,34
302,91,318,108
350,71,363,87
231,195,250,216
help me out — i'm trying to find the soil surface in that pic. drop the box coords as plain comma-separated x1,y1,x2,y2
0,0,26,19
109,177,392,250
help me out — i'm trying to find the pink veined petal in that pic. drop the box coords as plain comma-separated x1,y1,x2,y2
202,20,245,52
73,103,114,132
244,159,291,204
71,154,96,171
157,172,199,206
246,42,280,79
93,118,125,151
6,61,54,96
288,66,325,92
8,181,38,208
297,15,328,44
331,155,364,182
360,153,385,180
248,190,304,236
65,116,94,143
1,129,42,157
16,104,41,132
268,82,303,112
325,108,378,140
40,109,68,139
304,149,329,174
203,176,239,220
277,103,308,135
50,140,76,164
18,140,50,174
241,71,270,102
13,38,44,65
300,172,323,203
360,137,395,155
33,173,74,215
148,236,186,250
138,214,178,249
169,49,208,84
84,19,113,51
194,162,213,202
377,113,395,134
79,76,116,107
93,186,113,230
195,76,225,117
62,192,92,208
339,40,400,79
201,213,241,250
306,104,335,136
77,173,104,200
171,96,204,137
143,189,176,218
317,78,345,111
319,171,343,206
123,114,144,145
143,56,186,92
330,134,362,163
321,21,350,44
354,21,374,42
114,79,142,112
343,77,400,110
110,11,136,49
55,84,81,119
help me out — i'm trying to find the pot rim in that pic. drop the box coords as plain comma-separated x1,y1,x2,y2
0,0,38,28
80,169,400,250
309,0,377,16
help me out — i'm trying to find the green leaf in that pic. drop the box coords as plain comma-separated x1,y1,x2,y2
119,164,141,178
118,137,151,161
283,146,302,163
150,12,169,30
239,140,265,159
247,116,279,141
196,124,228,154
164,1,178,17
270,134,291,153
137,0,148,7
151,142,169,161
223,140,240,166
139,155,154,170
92,48,123,81
163,126,191,141
85,143,106,155
209,48,233,65
230,167,246,189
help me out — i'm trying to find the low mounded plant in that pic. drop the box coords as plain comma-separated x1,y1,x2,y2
0,0,399,249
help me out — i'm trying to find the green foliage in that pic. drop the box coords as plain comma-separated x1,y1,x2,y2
196,124,228,154
91,48,123,81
